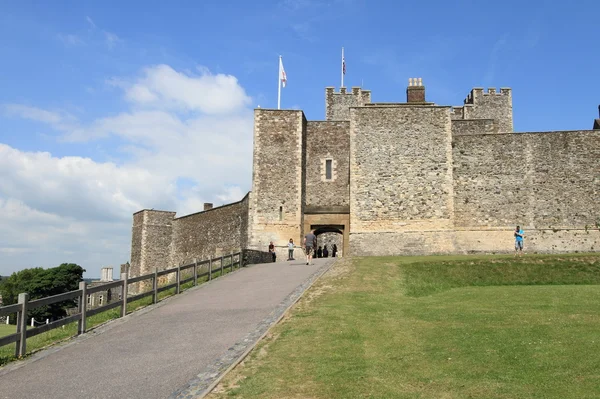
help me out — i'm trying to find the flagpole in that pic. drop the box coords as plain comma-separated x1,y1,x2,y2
341,47,344,88
278,55,282,110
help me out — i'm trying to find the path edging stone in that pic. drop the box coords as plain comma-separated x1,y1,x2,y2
169,260,337,399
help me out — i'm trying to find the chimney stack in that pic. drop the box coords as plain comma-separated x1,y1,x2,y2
100,267,114,282
406,77,426,103
203,203,213,211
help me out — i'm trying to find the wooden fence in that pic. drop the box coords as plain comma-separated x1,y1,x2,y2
0,252,242,358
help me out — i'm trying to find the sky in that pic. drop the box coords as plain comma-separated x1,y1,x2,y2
1,0,599,278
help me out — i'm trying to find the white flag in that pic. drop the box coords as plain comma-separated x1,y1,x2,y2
279,57,287,88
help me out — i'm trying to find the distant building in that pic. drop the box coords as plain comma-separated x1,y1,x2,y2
87,267,122,310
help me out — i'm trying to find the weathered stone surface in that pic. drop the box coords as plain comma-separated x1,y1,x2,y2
325,87,371,121
461,88,513,133
453,130,600,230
306,121,350,209
317,232,343,257
171,195,249,266
130,210,176,280
247,109,306,261
452,119,498,136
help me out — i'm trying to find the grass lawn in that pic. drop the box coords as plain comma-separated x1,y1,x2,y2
207,253,600,399
0,324,18,338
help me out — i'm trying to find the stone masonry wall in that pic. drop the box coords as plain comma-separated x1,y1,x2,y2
326,87,370,121
171,194,249,267
248,109,306,261
452,119,498,136
349,105,455,255
130,210,176,279
453,130,600,229
305,121,350,211
452,130,600,254
463,88,513,132
316,232,343,257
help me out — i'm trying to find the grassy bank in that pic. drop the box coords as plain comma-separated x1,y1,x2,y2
208,254,600,399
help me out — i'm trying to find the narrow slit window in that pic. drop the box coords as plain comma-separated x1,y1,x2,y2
325,159,333,180
279,206,283,221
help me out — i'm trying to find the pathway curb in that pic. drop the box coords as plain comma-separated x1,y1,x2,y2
170,259,337,399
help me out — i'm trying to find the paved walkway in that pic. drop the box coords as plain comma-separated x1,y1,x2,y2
0,258,334,399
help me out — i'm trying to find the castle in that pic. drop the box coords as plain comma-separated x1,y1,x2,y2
129,78,600,278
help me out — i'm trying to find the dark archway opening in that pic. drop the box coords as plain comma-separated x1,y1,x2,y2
311,225,343,258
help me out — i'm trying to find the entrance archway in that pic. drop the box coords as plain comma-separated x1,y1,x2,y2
313,225,343,257
303,213,350,257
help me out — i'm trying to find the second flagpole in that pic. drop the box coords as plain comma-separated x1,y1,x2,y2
341,47,344,88
278,55,282,110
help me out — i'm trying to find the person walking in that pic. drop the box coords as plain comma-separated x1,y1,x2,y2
514,225,524,256
268,241,276,262
303,229,317,265
287,238,295,261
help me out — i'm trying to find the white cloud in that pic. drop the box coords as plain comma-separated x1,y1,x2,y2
117,64,252,114
58,33,85,46
2,104,64,124
86,16,97,29
0,64,255,277
104,31,121,49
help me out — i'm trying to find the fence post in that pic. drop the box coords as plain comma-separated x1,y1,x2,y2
220,256,224,276
176,264,181,295
121,272,128,317
78,281,87,335
193,258,198,286
230,253,234,272
209,258,212,281
30,318,34,327
16,293,29,358
153,268,158,304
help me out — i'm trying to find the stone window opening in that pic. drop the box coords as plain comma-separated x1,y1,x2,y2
325,159,333,180
86,294,91,306
99,295,104,306
279,206,283,221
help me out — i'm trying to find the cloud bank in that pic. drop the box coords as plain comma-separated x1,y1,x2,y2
0,65,255,277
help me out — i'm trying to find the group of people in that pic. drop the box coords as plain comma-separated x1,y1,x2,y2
268,226,525,264
266,231,340,265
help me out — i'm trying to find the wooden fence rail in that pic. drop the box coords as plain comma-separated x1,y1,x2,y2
0,252,242,358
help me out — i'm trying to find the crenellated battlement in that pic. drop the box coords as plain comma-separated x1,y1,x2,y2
464,87,512,105
325,86,371,121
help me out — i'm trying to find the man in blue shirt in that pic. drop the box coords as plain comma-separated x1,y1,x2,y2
514,225,524,256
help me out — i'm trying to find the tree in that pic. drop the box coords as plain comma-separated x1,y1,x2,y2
0,263,85,322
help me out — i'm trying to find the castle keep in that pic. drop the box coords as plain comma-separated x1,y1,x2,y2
130,79,600,277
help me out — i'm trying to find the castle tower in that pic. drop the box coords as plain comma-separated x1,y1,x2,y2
463,87,513,132
325,86,371,121
247,109,306,257
130,209,176,279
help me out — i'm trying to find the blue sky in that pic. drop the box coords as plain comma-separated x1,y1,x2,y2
0,0,598,278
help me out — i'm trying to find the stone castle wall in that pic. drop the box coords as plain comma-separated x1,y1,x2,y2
452,119,497,136
129,195,250,287
130,82,600,264
305,121,350,211
326,87,371,121
349,106,456,255
451,129,600,253
462,88,513,133
247,109,306,261
171,195,249,267
130,210,176,280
